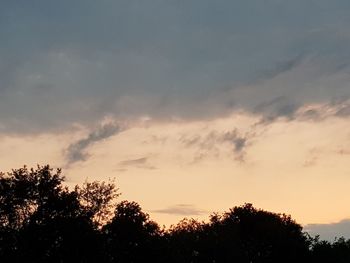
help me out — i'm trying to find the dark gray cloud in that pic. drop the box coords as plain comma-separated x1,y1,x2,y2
254,96,298,120
2,1,350,133
305,219,350,241
66,123,121,165
118,157,156,170
251,55,304,85
152,204,206,216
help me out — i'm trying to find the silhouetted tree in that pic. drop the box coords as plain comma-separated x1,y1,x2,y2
165,203,311,262
103,201,160,262
103,200,162,262
0,165,114,262
310,236,350,263
75,179,119,228
165,218,211,262
209,203,311,262
2,165,350,262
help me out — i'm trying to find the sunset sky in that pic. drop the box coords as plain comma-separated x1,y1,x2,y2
1,0,350,240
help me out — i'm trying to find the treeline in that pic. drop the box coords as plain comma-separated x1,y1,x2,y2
0,166,349,262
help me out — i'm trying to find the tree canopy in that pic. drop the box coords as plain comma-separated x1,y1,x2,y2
0,165,349,262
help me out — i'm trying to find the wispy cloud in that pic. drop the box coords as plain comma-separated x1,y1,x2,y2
66,123,121,166
118,157,156,170
222,130,249,156
336,103,350,117
152,204,206,216
181,129,252,162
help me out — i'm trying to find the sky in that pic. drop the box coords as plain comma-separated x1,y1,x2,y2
1,0,350,240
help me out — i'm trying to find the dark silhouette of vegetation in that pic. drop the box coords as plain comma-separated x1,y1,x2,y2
0,165,349,262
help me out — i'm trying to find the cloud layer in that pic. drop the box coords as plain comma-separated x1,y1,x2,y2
2,1,350,133
305,219,350,241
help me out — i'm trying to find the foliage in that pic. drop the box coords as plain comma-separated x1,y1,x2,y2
0,165,349,262
75,179,119,227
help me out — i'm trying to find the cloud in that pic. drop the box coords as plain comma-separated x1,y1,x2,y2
254,96,297,121
221,130,248,153
305,219,350,241
297,99,350,122
252,55,304,85
181,129,251,162
336,103,350,117
152,204,206,216
338,149,350,155
118,157,156,170
2,1,350,133
66,123,121,165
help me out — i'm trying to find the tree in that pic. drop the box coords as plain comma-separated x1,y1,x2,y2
209,203,310,262
0,165,66,262
0,165,115,263
310,236,350,263
3,165,350,262
0,165,64,230
165,218,210,263
165,203,311,263
103,200,162,262
75,179,119,228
